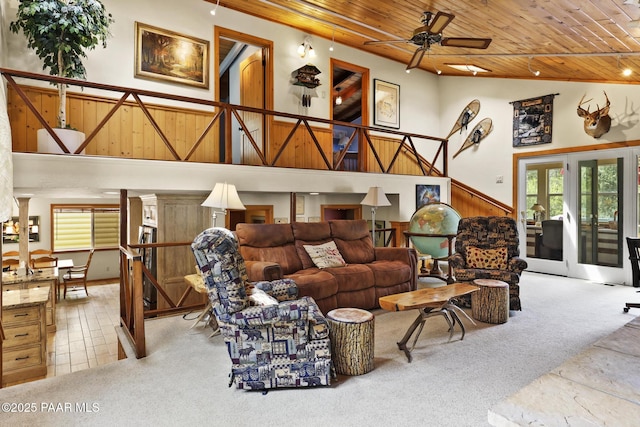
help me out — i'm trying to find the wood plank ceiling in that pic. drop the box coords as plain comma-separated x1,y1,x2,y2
210,0,640,84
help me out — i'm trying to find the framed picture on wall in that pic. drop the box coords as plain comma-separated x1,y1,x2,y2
134,22,209,89
415,185,440,210
373,79,400,129
2,216,40,244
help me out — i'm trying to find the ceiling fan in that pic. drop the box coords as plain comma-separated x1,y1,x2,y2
364,11,492,70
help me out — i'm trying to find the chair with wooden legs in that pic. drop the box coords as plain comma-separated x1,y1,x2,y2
2,257,20,272
29,248,53,267
30,256,58,270
2,250,20,271
61,249,94,299
624,237,640,313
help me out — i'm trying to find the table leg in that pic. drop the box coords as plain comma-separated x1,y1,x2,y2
396,306,450,363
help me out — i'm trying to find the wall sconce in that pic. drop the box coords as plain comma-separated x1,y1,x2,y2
335,87,342,105
360,187,391,245
528,57,541,77
297,36,316,58
201,182,246,228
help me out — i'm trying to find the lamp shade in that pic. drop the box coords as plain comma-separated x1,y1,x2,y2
202,183,246,211
531,203,545,212
360,187,391,207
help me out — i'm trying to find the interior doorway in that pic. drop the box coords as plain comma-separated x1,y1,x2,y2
330,59,369,171
214,27,273,164
321,204,362,221
227,205,274,230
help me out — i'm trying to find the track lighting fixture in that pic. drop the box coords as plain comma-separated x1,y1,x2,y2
298,36,315,58
330,26,335,52
527,57,540,76
210,0,220,16
617,55,632,76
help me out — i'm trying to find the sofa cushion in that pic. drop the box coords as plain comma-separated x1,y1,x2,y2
292,221,332,241
366,260,412,288
285,269,339,302
236,223,295,247
303,241,347,269
465,246,508,270
323,264,374,292
330,219,375,264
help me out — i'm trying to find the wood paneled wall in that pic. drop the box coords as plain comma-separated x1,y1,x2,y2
8,85,513,219
7,85,220,163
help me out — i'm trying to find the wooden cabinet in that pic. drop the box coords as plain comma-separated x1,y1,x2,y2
139,194,210,312
2,286,49,386
2,271,56,332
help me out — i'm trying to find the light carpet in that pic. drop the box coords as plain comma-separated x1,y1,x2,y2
1,271,638,427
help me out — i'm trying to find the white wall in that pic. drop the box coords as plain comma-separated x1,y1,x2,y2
5,0,638,214
438,76,640,205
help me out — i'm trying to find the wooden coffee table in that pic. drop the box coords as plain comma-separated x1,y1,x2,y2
379,283,478,362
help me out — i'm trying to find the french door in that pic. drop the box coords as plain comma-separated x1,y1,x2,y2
518,149,634,285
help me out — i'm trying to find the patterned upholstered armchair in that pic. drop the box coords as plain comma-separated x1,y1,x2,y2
191,227,332,390
448,216,528,311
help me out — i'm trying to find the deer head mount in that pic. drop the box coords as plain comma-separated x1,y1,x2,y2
577,91,611,139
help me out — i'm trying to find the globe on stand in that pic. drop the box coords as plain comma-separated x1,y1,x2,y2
407,202,461,280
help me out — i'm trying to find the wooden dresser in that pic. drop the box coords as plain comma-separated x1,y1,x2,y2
2,286,49,386
3,269,57,332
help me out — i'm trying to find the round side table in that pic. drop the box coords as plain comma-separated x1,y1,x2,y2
471,279,509,324
327,308,374,375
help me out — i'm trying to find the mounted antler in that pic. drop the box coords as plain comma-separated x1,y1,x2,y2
577,91,611,139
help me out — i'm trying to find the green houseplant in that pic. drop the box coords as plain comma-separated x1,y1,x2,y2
9,0,114,130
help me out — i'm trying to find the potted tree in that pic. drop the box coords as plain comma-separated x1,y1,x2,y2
9,0,114,153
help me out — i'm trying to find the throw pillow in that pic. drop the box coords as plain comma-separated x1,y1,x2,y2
465,246,508,270
303,241,347,269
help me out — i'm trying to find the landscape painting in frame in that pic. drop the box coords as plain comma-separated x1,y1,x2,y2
416,184,440,210
135,22,209,88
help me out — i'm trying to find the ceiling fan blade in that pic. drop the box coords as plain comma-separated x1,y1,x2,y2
406,48,427,70
441,37,492,49
364,39,411,46
427,11,455,34
412,12,454,36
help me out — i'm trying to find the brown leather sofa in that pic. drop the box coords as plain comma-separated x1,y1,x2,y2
235,219,417,314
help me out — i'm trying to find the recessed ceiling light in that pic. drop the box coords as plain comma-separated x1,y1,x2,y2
309,192,320,195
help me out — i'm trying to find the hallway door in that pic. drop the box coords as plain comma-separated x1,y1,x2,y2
240,49,265,165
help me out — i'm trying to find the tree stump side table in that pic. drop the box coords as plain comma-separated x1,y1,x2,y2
471,279,509,324
327,308,374,375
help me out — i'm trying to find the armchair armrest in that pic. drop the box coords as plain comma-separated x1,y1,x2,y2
253,278,299,301
244,260,282,281
219,295,317,328
448,252,465,270
508,257,528,274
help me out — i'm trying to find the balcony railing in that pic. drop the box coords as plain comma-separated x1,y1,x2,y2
1,68,448,176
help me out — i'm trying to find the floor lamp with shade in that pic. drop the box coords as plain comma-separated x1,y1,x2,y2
201,182,246,228
360,186,391,245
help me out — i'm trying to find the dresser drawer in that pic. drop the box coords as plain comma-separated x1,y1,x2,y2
2,344,44,371
2,305,41,325
3,322,41,348
3,283,23,291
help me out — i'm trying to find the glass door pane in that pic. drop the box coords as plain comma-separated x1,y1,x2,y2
578,158,623,267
